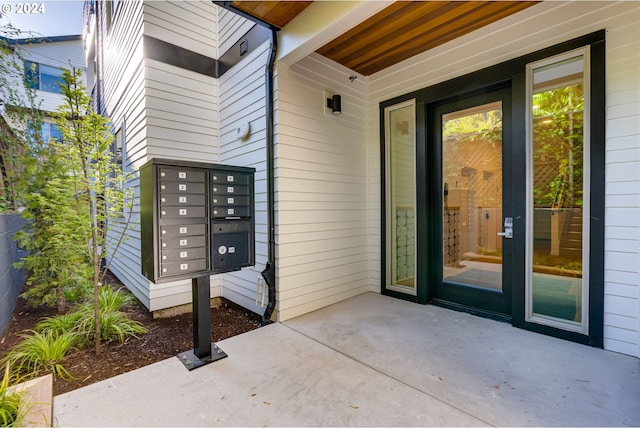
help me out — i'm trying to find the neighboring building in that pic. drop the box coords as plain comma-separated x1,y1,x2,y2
0,35,85,142
85,0,640,359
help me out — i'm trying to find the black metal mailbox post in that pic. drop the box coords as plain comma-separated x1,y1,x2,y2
140,158,255,370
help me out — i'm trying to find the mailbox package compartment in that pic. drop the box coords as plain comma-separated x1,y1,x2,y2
141,158,255,283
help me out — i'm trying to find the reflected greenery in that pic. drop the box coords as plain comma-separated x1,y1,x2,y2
532,85,584,208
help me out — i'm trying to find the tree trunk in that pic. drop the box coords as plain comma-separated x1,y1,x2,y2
93,270,101,354
56,286,66,313
92,205,101,355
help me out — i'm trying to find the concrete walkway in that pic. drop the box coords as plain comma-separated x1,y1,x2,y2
53,292,640,427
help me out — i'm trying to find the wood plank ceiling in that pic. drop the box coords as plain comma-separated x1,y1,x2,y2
230,1,539,76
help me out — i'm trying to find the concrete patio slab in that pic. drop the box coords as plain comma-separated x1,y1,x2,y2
53,320,484,426
285,293,640,427
53,292,640,427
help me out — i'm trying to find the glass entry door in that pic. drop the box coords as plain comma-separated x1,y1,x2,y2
432,88,512,316
383,34,603,345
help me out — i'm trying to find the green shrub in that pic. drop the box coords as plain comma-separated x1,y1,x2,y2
71,304,147,343
96,286,135,313
35,287,147,345
1,330,77,380
0,365,24,427
35,312,85,336
97,311,147,342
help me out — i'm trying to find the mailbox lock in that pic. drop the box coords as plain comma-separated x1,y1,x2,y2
218,245,227,255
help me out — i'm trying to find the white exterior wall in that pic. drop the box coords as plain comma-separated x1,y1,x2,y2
142,1,218,162
1,37,85,132
18,38,86,112
274,55,370,321
93,0,639,357
99,0,148,307
217,8,253,55
218,28,270,315
105,0,221,311
367,1,640,357
143,0,218,310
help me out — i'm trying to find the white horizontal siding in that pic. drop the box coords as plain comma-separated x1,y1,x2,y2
602,1,640,357
217,8,253,55
103,0,144,118
103,1,222,312
21,39,84,68
275,54,370,321
143,1,217,57
218,38,269,315
367,1,640,357
143,59,218,163
9,39,86,112
101,0,151,308
134,1,219,310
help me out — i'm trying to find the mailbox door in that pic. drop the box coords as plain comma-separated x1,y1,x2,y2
210,168,254,273
156,166,209,279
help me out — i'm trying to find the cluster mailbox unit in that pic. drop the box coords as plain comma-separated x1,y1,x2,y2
140,158,255,370
141,158,255,281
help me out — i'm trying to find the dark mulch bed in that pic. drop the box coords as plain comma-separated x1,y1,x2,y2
0,275,262,396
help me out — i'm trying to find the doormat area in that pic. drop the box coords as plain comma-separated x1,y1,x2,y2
532,273,581,321
445,268,501,290
444,269,581,321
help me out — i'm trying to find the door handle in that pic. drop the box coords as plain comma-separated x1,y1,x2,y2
497,229,513,238
498,217,513,239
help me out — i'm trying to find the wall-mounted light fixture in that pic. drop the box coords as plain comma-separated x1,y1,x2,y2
327,94,342,115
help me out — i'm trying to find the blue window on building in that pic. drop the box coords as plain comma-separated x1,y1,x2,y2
29,122,63,144
24,61,65,94
42,122,63,142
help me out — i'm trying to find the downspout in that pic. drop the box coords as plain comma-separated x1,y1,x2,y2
212,1,278,325
260,29,277,325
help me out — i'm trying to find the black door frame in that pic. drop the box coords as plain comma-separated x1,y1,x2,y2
429,86,513,319
380,30,605,347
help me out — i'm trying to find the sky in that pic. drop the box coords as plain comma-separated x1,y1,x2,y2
0,0,84,38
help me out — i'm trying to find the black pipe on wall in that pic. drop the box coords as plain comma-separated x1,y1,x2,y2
212,1,278,325
260,28,277,325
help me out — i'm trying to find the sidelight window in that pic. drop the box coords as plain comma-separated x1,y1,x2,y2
385,100,417,295
526,47,590,334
